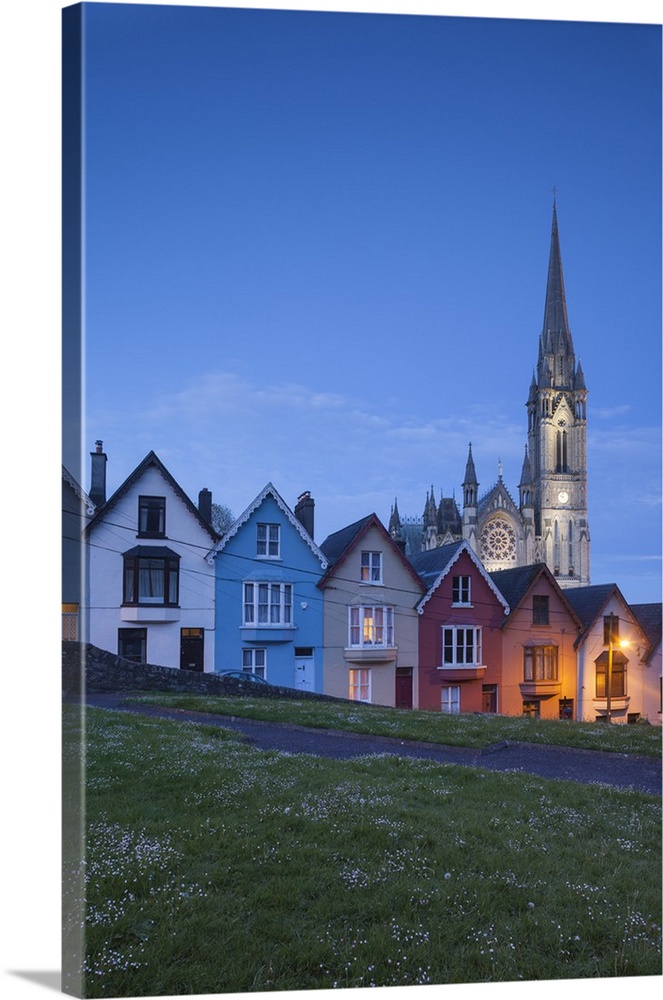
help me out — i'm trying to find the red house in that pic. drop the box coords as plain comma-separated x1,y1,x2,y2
411,542,509,714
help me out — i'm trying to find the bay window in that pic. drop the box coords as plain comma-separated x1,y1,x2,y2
349,606,394,647
524,644,558,681
442,626,482,667
243,582,293,626
123,547,179,606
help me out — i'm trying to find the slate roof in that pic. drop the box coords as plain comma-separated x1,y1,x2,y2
563,584,617,630
488,564,550,610
408,542,465,586
630,603,662,660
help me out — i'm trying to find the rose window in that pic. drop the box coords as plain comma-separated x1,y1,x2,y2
480,518,516,562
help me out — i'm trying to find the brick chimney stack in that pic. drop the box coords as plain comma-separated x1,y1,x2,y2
89,440,107,509
294,491,314,539
198,488,213,526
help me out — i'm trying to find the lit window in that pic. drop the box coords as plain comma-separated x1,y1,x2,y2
138,496,166,537
360,551,382,584
349,606,394,647
452,575,471,605
442,626,482,667
524,645,558,681
349,668,371,702
62,603,79,640
243,582,292,626
441,685,460,714
257,523,280,558
596,661,626,698
242,648,266,678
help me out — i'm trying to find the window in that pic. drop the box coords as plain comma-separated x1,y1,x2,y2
532,595,549,625
441,685,460,714
62,603,79,641
242,648,266,678
452,575,471,605
360,551,382,584
138,496,166,537
595,660,626,698
118,628,147,663
603,614,620,645
349,606,394,647
257,523,280,558
524,645,558,681
123,548,179,605
243,582,292,626
349,668,371,702
442,626,482,667
522,700,540,719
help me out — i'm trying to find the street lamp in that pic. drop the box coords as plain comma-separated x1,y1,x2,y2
605,612,628,724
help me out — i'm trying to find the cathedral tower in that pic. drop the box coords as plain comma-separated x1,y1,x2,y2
526,201,590,586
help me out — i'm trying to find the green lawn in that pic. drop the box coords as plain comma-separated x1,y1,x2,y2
128,690,663,756
64,706,662,997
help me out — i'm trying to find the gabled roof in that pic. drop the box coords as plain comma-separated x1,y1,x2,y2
318,513,426,592
489,563,583,632
62,465,96,516
85,450,219,542
413,540,509,615
563,583,620,632
207,482,328,568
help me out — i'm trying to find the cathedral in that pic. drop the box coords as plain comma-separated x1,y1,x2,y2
389,202,590,588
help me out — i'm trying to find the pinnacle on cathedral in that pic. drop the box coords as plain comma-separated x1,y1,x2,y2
391,201,590,586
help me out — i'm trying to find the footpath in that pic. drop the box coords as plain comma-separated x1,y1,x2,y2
84,693,661,796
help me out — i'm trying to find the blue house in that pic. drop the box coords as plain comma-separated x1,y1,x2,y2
207,484,328,691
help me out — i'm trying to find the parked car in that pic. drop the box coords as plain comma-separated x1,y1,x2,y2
218,669,270,685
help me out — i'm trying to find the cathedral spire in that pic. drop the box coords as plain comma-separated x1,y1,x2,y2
538,200,576,389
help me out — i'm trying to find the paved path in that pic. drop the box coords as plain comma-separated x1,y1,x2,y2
85,693,662,796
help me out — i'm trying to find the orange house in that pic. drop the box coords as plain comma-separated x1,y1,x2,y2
490,564,583,720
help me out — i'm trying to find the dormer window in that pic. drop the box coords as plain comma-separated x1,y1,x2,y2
138,496,166,538
360,551,382,584
257,523,280,558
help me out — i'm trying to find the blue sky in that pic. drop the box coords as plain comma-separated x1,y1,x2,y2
72,1,662,605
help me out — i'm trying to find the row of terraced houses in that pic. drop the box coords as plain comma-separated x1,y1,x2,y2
63,443,661,725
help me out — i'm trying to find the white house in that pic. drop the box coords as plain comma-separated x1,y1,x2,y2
566,584,656,724
85,443,219,671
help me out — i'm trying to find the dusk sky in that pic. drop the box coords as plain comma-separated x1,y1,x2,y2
72,1,662,606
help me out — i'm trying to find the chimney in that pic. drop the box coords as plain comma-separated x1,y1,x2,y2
89,440,107,508
295,491,314,539
198,488,213,526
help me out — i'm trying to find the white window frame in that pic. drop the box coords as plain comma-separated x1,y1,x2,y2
441,626,482,667
243,582,293,626
441,685,461,714
360,551,382,584
349,667,371,702
242,647,266,678
256,523,280,559
452,574,471,606
349,605,394,648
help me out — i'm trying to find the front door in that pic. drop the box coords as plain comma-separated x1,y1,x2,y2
294,647,315,692
180,628,204,671
395,668,413,709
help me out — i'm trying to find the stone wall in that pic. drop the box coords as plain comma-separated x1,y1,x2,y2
62,642,349,703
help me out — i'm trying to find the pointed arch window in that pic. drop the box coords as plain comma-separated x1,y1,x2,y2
555,430,568,473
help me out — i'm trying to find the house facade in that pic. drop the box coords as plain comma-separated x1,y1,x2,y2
491,564,583,719
207,485,327,691
318,514,426,707
411,542,509,714
630,603,663,726
85,445,219,671
565,585,660,725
